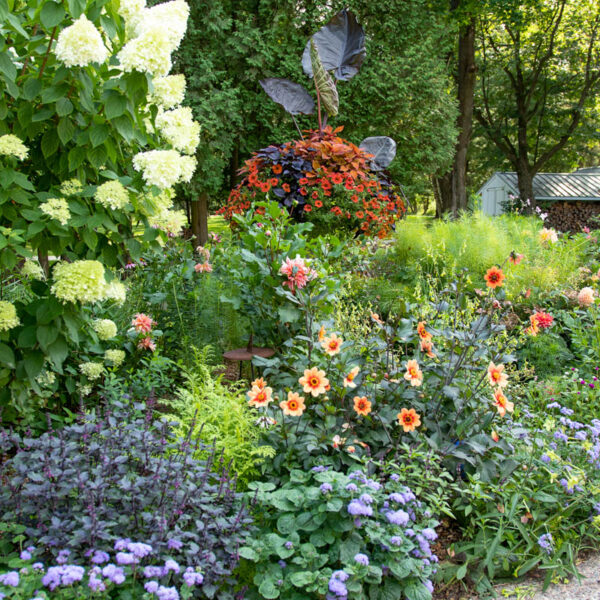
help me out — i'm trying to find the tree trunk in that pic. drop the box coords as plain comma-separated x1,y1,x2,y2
451,17,476,214
516,164,535,211
433,14,476,217
190,191,209,247
229,140,239,190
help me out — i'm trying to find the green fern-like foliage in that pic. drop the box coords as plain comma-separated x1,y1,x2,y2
166,346,272,488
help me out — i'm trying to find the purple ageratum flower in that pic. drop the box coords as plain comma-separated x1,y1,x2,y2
390,536,402,546
116,552,137,566
127,542,153,559
56,549,70,565
320,483,333,494
164,559,180,574
20,550,31,561
554,431,568,443
359,493,374,505
167,539,183,551
424,580,434,593
389,473,400,481
144,566,164,578
388,493,406,504
102,564,125,585
365,479,382,491
386,510,409,526
559,478,574,494
354,553,369,566
345,483,358,492
546,402,561,410
537,533,553,555
89,571,106,593
114,539,131,551
32,563,44,571
182,568,204,587
91,550,109,564
0,572,19,587
156,585,179,600
560,407,574,416
145,581,159,594
348,500,373,517
332,570,349,582
42,566,84,590
284,542,294,550
422,528,438,541
405,528,415,537
575,431,587,441
328,570,349,597
278,560,286,569
312,466,328,472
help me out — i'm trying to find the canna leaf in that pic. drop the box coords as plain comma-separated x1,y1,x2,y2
310,40,338,118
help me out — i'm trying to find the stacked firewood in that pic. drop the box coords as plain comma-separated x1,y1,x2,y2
544,201,600,232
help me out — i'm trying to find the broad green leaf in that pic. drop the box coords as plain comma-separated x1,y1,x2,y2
67,0,86,19
36,324,59,350
0,53,17,81
89,124,109,148
104,93,128,119
40,2,65,28
22,78,42,100
56,97,73,117
58,118,75,144
0,343,15,368
36,297,63,324
41,129,59,158
289,571,316,587
68,146,86,171
23,351,44,379
47,337,69,368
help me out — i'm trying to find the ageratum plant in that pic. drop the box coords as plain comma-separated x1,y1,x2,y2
0,401,253,598
219,10,405,237
240,465,438,600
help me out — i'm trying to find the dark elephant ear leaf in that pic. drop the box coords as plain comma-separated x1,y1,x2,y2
259,78,315,115
310,40,339,117
359,136,397,170
302,9,366,81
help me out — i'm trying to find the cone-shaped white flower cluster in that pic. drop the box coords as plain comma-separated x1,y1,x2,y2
54,15,109,68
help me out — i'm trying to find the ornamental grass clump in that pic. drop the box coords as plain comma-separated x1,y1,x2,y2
241,466,438,600
0,400,253,596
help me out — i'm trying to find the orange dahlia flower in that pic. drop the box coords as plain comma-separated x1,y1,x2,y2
353,396,372,416
398,408,421,432
417,321,432,341
247,385,273,408
299,367,329,397
280,391,306,416
420,339,435,358
404,359,423,387
343,366,360,388
484,266,505,289
321,333,343,356
492,389,514,417
487,362,508,388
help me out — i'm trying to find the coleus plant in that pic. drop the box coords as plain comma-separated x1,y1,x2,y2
221,10,404,236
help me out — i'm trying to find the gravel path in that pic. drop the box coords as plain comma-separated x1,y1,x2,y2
482,553,600,599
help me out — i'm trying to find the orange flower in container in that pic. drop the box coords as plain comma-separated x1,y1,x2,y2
484,266,505,289
280,391,306,416
397,408,421,432
299,367,329,397
353,396,372,416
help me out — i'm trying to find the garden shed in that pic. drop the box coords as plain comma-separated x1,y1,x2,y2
478,170,600,230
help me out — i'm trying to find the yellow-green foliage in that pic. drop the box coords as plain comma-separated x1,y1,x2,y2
390,213,591,301
167,347,274,488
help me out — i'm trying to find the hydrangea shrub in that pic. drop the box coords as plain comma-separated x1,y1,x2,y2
241,466,438,600
0,0,200,421
0,401,253,598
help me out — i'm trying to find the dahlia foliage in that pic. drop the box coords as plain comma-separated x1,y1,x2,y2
220,127,405,237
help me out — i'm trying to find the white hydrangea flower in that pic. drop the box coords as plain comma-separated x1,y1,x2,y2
103,280,127,305
156,106,200,155
21,259,45,279
93,318,118,340
151,74,186,109
36,370,56,387
118,0,146,24
118,26,172,77
60,178,83,196
40,198,71,226
95,180,130,210
104,349,126,367
133,0,189,51
143,188,174,215
148,208,187,236
79,361,105,380
77,383,93,396
51,260,107,304
0,301,20,332
133,150,196,189
54,15,109,68
0,134,28,160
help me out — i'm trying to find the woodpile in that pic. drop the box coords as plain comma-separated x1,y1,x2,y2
544,201,600,232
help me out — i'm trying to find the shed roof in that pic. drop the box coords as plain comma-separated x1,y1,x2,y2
493,172,600,201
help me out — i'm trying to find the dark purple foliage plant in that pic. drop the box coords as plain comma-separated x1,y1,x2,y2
0,401,254,598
